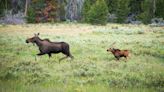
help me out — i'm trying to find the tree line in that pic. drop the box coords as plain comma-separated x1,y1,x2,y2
0,0,164,25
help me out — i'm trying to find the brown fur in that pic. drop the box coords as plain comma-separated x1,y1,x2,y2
26,33,73,62
107,48,129,61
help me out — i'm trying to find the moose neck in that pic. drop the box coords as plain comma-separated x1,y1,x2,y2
35,38,43,47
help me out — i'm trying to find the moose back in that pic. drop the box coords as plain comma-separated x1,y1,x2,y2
26,33,73,61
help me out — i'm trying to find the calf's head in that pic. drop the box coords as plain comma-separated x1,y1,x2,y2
107,48,113,52
26,33,40,43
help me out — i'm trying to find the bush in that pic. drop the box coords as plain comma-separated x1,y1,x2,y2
26,7,36,23
83,0,108,25
2,61,50,84
82,0,96,22
137,0,153,24
116,0,130,23
156,0,164,19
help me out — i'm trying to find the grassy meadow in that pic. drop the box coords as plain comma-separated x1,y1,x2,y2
0,23,164,92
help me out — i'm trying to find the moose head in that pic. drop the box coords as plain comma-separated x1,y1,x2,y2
26,33,40,43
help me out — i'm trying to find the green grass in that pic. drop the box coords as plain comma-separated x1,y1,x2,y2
0,23,164,92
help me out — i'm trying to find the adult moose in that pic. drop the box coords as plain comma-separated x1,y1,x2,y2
26,33,73,62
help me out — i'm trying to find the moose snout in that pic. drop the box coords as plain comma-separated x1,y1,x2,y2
107,49,109,51
26,40,29,43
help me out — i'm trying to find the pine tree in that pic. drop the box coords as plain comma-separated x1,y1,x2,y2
105,0,118,13
116,0,130,23
27,6,36,23
155,0,164,18
57,0,67,21
83,0,108,25
138,0,154,24
82,0,96,22
0,0,11,15
129,0,142,15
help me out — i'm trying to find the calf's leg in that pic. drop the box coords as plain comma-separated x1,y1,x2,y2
115,56,120,61
124,56,128,62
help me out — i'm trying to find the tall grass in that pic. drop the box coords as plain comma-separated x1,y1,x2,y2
0,23,164,92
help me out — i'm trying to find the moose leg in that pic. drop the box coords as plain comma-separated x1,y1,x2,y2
116,58,120,61
61,48,73,61
59,56,68,63
115,56,120,61
35,53,45,61
69,55,74,60
48,53,52,58
124,56,127,62
37,53,45,56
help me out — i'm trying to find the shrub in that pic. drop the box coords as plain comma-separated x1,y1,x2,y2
137,0,154,24
83,0,108,25
2,61,50,84
116,0,130,23
156,0,164,19
26,7,36,23
82,0,96,22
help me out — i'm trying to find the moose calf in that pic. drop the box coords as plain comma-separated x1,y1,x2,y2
107,48,129,61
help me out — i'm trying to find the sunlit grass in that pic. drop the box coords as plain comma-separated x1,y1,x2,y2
0,23,164,92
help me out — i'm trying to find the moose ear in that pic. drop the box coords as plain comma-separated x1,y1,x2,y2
34,33,37,36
